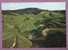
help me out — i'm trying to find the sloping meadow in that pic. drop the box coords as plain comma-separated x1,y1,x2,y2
2,8,66,48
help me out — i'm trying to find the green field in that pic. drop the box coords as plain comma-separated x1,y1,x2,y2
2,8,66,48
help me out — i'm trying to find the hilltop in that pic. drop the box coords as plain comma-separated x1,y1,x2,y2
2,8,65,15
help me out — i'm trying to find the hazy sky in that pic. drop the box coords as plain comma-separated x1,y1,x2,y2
1,2,65,10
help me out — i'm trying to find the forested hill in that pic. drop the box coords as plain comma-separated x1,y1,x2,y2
2,8,65,15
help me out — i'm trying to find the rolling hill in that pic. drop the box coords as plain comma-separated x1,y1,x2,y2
2,8,66,48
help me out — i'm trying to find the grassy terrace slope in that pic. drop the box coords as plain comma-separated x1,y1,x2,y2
2,8,66,48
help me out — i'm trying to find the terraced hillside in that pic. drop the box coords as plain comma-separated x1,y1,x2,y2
2,8,66,48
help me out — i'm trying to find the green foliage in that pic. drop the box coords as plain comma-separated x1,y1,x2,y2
3,9,65,48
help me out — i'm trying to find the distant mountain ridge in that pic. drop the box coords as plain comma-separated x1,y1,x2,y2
2,8,65,15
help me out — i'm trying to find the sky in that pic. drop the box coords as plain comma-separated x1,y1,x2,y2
1,2,65,10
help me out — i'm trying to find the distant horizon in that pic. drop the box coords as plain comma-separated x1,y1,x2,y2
2,2,65,10
2,8,65,11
